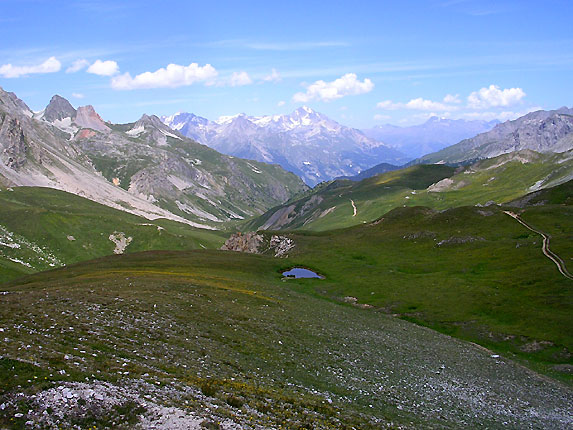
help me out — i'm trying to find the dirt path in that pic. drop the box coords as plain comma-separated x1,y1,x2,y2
350,199,357,217
504,211,573,280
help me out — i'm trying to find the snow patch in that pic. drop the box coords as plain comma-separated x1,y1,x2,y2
126,124,144,137
160,128,181,140
52,117,79,138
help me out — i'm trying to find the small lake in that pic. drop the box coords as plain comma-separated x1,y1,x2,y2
282,267,323,279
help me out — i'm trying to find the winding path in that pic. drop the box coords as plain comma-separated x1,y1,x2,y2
504,211,573,280
350,199,357,217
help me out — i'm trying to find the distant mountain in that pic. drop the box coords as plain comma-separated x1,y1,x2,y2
163,106,409,186
416,107,573,164
337,162,401,181
0,87,307,228
363,117,499,158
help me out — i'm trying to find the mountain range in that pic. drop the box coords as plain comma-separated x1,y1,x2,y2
0,88,307,228
162,107,409,186
417,107,573,164
362,116,499,158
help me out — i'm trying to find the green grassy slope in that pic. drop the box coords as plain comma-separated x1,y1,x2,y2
1,250,571,429
245,164,456,231
246,150,573,232
0,187,226,282
280,199,573,381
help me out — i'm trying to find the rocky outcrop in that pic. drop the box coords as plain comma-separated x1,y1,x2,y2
0,116,27,170
221,232,294,257
221,232,264,253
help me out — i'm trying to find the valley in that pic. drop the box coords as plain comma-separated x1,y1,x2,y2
1,89,572,428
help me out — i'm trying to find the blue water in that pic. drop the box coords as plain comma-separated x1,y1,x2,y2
282,268,323,279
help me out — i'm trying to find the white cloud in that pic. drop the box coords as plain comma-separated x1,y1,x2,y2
443,93,461,104
293,73,374,102
0,56,61,78
377,97,455,111
66,59,90,73
277,100,286,107
405,98,452,111
229,71,252,87
263,68,281,82
87,60,119,76
458,107,541,121
467,84,526,109
110,62,218,90
71,93,85,99
376,100,399,110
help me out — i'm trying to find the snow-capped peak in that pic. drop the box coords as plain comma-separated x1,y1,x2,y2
216,113,248,125
160,107,405,186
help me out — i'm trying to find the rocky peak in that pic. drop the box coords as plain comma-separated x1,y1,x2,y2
44,95,76,122
0,86,32,117
138,114,168,129
74,105,110,132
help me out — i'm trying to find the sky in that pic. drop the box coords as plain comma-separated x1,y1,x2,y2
0,0,572,128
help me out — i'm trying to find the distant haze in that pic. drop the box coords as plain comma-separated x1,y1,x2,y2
363,117,499,158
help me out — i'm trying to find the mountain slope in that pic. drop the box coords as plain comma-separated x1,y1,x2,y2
1,245,571,428
417,107,573,164
0,187,226,282
163,107,408,186
0,87,307,227
245,164,456,231
246,149,573,232
363,116,499,158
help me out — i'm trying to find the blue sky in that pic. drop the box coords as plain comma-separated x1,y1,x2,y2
0,0,572,128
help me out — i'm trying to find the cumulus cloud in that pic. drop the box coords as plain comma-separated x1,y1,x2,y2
277,100,286,107
71,93,85,99
0,56,61,78
229,71,252,87
66,59,90,73
263,68,281,82
467,84,526,109
87,60,119,76
377,98,455,111
376,100,399,110
110,62,218,90
405,98,453,111
443,93,461,104
293,73,374,102
458,107,541,121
